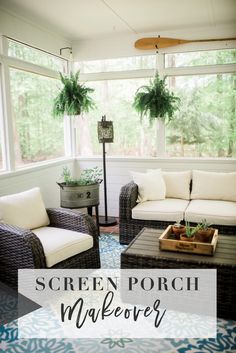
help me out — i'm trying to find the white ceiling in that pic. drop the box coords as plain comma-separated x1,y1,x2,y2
0,0,236,40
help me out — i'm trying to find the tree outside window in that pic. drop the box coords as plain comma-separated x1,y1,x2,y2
10,69,64,166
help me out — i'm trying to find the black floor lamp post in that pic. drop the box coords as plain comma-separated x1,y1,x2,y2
97,115,117,226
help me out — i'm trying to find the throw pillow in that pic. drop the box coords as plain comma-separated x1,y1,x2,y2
147,169,191,200
0,187,50,229
131,170,166,202
191,170,236,202
163,171,191,200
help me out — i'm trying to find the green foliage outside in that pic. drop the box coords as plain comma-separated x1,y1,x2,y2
167,74,236,157
8,39,66,72
81,50,235,157
166,49,236,157
8,43,236,161
10,69,64,165
79,78,158,157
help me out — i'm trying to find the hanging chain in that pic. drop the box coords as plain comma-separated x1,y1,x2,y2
154,35,160,75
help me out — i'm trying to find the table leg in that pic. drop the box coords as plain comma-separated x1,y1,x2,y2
87,206,93,217
95,205,100,236
87,206,100,236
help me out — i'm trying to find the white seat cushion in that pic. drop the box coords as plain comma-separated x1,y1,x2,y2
33,227,93,267
0,187,49,229
132,198,190,222
185,200,236,226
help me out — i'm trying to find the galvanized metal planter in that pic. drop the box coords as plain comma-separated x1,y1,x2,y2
57,182,100,208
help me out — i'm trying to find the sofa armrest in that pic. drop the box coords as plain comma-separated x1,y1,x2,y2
46,208,98,245
119,181,138,221
0,223,46,287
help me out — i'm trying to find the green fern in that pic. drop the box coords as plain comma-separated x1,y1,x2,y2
53,71,95,118
133,74,180,124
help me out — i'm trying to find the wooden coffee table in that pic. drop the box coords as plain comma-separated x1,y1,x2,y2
121,227,236,320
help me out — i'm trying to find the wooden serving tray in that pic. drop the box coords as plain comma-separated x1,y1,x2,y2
159,225,218,256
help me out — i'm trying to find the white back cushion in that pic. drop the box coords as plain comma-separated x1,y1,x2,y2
147,169,191,200
162,171,191,200
0,187,50,229
131,170,166,202
191,170,236,202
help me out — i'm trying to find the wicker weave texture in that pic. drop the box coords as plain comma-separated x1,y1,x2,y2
121,255,235,320
121,228,236,320
0,208,100,289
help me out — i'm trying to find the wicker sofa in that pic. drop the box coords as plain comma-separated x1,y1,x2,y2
119,170,236,244
0,194,100,289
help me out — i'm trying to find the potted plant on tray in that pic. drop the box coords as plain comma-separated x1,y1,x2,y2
172,222,186,239
195,219,214,243
57,166,102,208
180,222,200,242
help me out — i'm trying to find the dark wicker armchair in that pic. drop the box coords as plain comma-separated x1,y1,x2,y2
119,181,236,245
0,208,100,289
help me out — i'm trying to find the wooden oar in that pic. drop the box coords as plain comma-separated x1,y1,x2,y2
135,37,236,50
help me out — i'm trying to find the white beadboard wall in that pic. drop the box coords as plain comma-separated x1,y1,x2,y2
0,157,235,217
77,157,236,217
0,159,75,207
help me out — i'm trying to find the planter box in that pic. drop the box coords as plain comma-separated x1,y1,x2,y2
159,225,218,256
58,183,100,208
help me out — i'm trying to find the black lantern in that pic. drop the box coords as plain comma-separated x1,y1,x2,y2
98,115,117,227
97,118,114,143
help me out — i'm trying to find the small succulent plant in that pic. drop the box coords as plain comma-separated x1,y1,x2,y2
198,219,212,230
185,221,201,238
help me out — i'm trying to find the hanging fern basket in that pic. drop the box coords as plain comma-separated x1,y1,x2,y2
133,73,180,125
52,71,95,118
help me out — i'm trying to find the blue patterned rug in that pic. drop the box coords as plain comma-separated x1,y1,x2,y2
100,233,127,268
0,233,235,353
